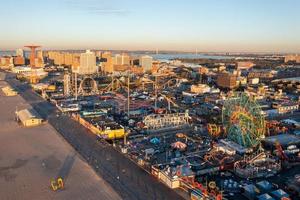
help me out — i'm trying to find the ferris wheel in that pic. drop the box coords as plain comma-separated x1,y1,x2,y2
222,92,265,148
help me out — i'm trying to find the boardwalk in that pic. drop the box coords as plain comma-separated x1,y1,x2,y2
0,80,121,200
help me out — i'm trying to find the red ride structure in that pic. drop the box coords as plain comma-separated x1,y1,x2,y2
275,141,289,161
176,166,223,200
24,45,41,67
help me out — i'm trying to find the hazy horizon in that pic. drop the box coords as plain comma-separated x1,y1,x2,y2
1,0,300,53
1,48,297,55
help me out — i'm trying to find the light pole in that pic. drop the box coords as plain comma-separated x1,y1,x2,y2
127,69,130,118
74,73,78,100
154,75,158,110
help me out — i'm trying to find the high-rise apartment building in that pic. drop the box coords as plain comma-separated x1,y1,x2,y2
48,51,62,65
58,53,65,65
36,50,44,67
102,52,114,73
16,48,24,57
37,50,43,59
100,52,131,73
114,53,130,65
64,53,73,66
71,54,80,70
139,55,153,72
114,54,123,65
34,58,44,68
74,50,97,75
95,51,102,58
47,51,80,68
121,53,130,65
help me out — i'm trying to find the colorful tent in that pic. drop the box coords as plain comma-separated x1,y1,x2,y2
171,141,187,150
150,137,160,144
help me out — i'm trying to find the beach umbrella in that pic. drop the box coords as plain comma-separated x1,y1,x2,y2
150,137,160,144
171,141,187,150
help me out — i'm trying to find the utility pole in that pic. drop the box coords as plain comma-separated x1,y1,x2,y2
111,73,114,91
124,132,127,146
15,105,18,122
124,129,128,146
74,73,78,100
127,70,130,118
155,75,158,110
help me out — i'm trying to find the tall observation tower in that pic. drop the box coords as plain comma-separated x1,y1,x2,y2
24,45,41,67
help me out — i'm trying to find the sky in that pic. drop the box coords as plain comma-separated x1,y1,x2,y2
1,0,300,53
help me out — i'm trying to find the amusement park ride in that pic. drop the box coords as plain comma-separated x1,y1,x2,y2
77,76,99,95
176,165,223,200
222,92,265,148
275,140,300,165
220,93,286,179
207,123,222,138
63,73,100,98
59,67,297,197
24,45,41,67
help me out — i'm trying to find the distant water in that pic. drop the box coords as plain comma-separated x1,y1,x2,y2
0,51,233,61
132,53,233,61
0,51,30,57
0,51,15,56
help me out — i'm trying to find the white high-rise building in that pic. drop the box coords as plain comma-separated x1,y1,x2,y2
114,53,130,65
75,50,97,75
121,53,130,65
139,55,153,71
114,54,123,65
16,48,24,57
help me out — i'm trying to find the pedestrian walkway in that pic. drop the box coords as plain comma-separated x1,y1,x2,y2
0,81,121,200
